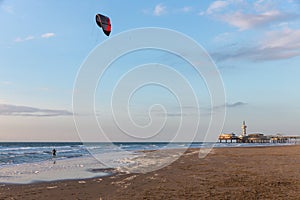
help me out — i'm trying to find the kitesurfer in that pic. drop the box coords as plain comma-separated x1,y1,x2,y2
52,148,56,157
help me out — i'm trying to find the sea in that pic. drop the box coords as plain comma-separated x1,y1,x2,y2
0,142,294,184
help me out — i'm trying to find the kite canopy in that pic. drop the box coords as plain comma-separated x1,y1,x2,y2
95,14,111,36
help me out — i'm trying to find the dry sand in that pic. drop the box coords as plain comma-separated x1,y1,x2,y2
1,145,300,200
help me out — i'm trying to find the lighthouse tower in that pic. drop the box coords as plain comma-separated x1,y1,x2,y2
242,121,247,136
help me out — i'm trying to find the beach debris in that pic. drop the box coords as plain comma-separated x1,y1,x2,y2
124,175,138,181
198,148,214,158
184,150,199,156
146,176,156,180
111,175,138,188
92,178,103,183
78,180,86,184
47,186,58,189
34,171,39,174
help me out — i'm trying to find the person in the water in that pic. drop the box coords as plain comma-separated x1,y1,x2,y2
52,148,56,157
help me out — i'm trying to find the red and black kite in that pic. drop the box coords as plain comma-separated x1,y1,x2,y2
95,14,111,36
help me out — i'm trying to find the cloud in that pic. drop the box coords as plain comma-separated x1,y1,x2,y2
261,28,300,49
221,10,295,31
41,32,55,39
153,103,247,118
2,5,14,14
199,0,242,16
211,102,247,111
1,81,12,85
213,32,234,43
143,4,194,16
179,6,193,13
38,87,50,91
226,102,248,108
25,36,35,40
165,113,191,117
153,4,167,16
0,104,73,117
149,105,199,118
155,111,197,118
202,0,299,30
14,36,35,43
212,28,300,61
257,28,300,60
14,33,55,43
14,37,22,43
206,1,229,15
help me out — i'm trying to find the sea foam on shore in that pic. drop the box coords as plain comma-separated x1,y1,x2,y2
0,150,137,184
0,142,294,184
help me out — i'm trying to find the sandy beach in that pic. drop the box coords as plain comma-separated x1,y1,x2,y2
1,145,299,200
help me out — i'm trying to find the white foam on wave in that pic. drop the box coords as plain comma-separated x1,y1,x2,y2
0,150,137,184
117,149,186,174
0,147,188,184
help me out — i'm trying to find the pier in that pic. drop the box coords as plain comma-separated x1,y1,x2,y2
219,134,300,143
219,121,300,144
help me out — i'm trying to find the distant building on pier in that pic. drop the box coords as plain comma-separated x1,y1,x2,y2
220,121,269,143
219,121,300,143
241,121,247,137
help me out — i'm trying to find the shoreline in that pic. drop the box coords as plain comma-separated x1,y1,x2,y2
1,143,296,185
1,145,300,199
1,142,294,185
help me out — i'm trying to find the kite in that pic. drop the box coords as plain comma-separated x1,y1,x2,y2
95,14,111,36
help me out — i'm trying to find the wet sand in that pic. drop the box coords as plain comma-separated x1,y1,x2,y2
1,145,300,200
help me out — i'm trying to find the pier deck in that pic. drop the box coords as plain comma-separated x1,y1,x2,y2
218,135,300,143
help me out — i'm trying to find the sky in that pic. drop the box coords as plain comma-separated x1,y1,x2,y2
1,0,300,142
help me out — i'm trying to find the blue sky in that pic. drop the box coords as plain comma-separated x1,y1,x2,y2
1,0,300,141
